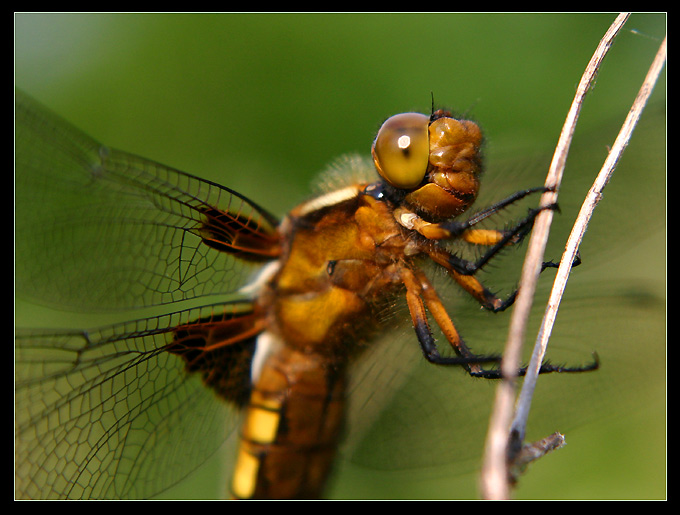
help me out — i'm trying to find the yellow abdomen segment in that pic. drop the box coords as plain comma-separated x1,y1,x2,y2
231,345,345,500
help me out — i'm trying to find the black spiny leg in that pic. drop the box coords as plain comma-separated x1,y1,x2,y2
428,244,580,315
400,266,500,372
468,353,600,379
400,265,599,378
395,187,551,245
443,203,558,276
541,251,582,271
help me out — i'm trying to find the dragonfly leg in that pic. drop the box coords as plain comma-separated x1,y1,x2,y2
427,246,518,313
427,245,582,314
468,353,600,379
400,266,598,378
437,203,558,275
541,250,582,271
400,266,500,374
394,186,550,242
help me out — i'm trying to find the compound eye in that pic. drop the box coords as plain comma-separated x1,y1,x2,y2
372,112,429,189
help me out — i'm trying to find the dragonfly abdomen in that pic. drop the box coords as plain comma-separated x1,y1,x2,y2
230,340,346,499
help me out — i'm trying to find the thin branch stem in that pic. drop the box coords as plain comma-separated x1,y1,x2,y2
512,33,667,443
479,13,634,500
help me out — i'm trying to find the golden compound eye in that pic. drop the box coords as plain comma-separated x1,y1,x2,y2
372,112,430,189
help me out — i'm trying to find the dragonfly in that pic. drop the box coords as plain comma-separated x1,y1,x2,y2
14,90,664,499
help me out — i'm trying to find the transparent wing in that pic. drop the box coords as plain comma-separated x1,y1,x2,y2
14,91,278,499
15,90,280,311
15,302,253,500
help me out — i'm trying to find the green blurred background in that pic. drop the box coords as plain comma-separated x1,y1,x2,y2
15,13,665,499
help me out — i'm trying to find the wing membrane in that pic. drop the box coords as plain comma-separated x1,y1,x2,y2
15,90,280,311
15,302,254,499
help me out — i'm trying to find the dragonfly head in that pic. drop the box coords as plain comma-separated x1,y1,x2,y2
371,110,483,220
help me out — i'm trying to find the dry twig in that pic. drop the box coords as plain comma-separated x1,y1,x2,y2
480,13,666,499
